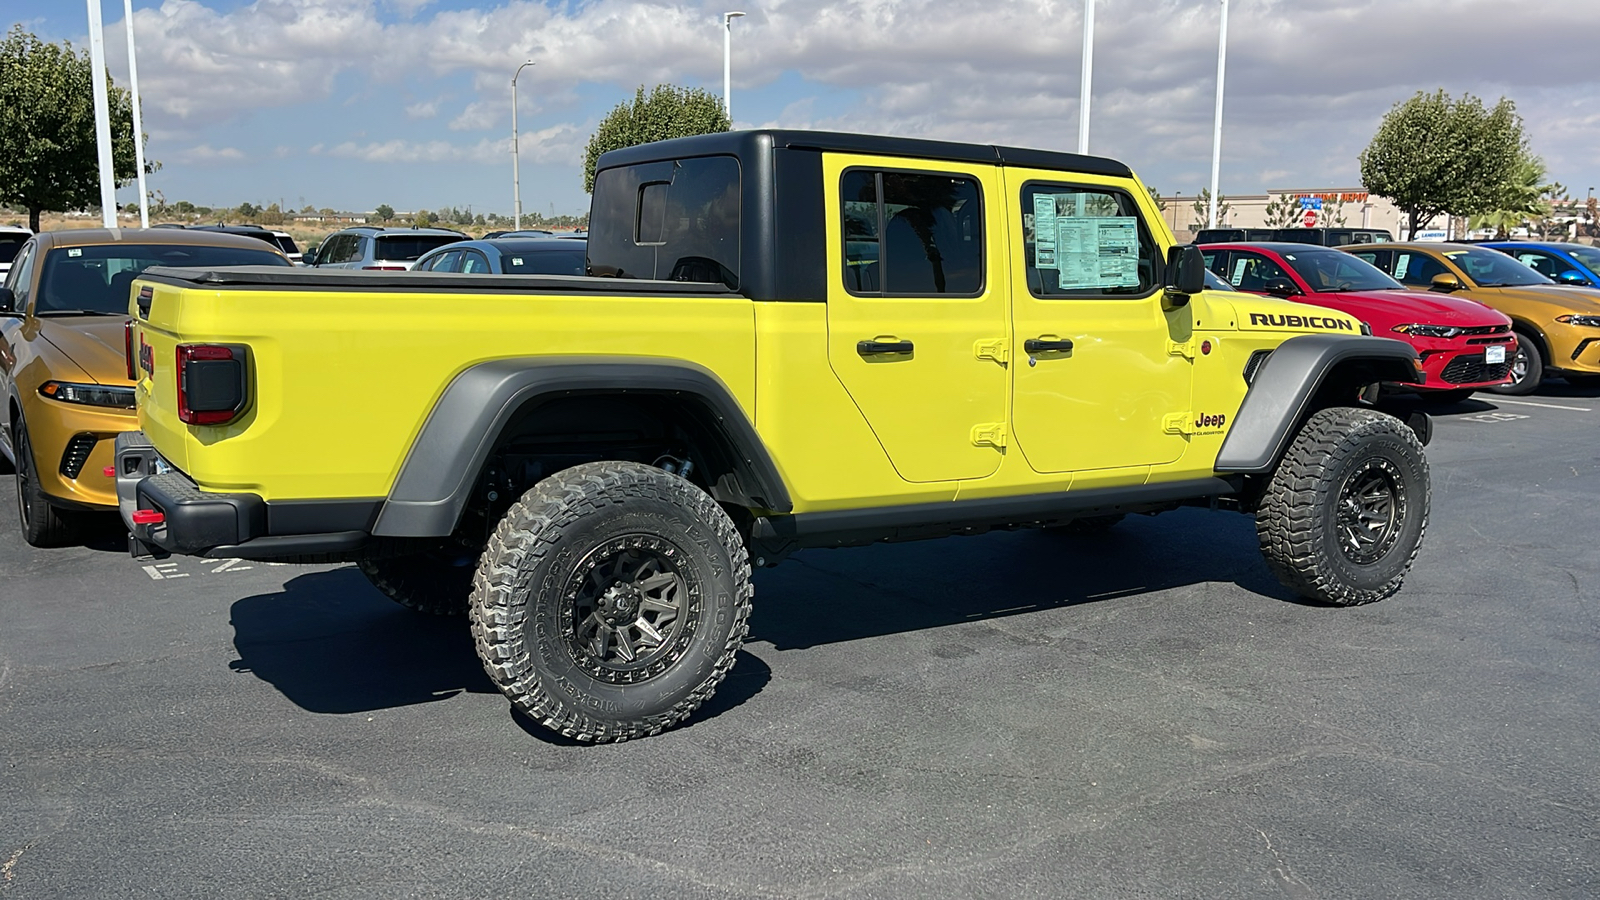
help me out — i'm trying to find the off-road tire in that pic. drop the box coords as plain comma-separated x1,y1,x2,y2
1256,407,1429,606
1053,514,1126,535
12,418,81,548
358,551,475,615
470,461,751,743
1489,334,1543,396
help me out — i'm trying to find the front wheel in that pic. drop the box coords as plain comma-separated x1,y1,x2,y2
1488,335,1543,396
471,461,751,743
13,417,82,548
1255,407,1429,606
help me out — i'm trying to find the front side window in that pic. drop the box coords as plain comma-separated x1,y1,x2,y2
1565,245,1600,274
1510,250,1562,279
1391,251,1449,287
1021,183,1156,298
461,250,491,274
5,241,35,311
36,243,290,315
1226,252,1293,293
589,155,741,289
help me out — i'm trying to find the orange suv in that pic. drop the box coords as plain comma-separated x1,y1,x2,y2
1,228,289,546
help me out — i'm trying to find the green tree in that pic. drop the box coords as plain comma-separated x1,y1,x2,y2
1190,188,1230,230
172,200,196,215
236,201,259,221
1470,152,1551,239
1263,193,1299,228
374,203,394,223
1146,186,1166,213
0,25,155,232
1359,90,1526,240
582,84,730,192
412,208,435,228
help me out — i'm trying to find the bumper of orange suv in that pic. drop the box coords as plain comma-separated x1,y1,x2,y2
1548,320,1600,373
1409,332,1518,391
22,390,138,510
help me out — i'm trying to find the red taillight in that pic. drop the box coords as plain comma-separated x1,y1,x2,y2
124,320,137,380
362,265,408,271
131,509,165,525
176,344,246,426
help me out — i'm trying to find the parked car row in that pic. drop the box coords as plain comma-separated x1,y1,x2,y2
1197,239,1600,397
300,225,587,275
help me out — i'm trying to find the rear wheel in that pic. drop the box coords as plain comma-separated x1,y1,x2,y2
1256,407,1429,606
471,461,751,743
12,417,81,548
358,547,476,615
1489,334,1543,396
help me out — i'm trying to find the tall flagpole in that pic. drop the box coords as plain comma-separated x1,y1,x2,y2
1208,0,1229,229
1077,0,1094,154
86,0,118,228
124,0,148,227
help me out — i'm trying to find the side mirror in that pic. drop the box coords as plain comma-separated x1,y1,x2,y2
1430,273,1463,292
1163,244,1205,308
1262,277,1299,297
1558,270,1591,285
0,286,14,314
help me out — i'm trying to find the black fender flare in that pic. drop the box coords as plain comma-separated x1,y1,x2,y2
370,357,791,537
1215,334,1419,474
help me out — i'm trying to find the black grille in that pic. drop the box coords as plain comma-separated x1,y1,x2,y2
1458,324,1511,336
1440,353,1512,385
1243,350,1273,384
59,433,98,479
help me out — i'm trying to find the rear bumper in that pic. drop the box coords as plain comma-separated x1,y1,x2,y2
116,431,378,560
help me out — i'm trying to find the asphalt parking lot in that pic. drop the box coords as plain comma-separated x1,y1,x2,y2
3,386,1598,899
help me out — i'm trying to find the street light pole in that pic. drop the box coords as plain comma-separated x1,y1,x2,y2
1077,0,1093,155
85,0,117,229
1208,0,1229,229
511,60,534,231
723,11,745,121
123,0,148,227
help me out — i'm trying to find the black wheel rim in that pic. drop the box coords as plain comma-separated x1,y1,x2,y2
1510,342,1530,385
14,426,31,532
1335,458,1405,565
560,535,697,684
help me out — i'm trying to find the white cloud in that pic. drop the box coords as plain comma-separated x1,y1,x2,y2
98,0,1600,198
176,144,246,163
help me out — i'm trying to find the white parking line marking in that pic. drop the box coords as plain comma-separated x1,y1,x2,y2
209,558,252,574
141,562,189,580
1491,398,1592,412
1463,412,1530,424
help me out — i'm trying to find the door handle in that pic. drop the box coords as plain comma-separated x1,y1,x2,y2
857,339,914,356
1024,338,1074,354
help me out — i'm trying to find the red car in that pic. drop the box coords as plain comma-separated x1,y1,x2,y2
1201,243,1515,400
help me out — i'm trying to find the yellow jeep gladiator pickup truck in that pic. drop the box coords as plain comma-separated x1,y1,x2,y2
117,130,1431,742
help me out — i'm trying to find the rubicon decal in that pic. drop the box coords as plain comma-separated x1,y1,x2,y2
1248,312,1355,331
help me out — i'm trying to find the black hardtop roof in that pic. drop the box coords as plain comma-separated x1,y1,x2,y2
596,129,1133,179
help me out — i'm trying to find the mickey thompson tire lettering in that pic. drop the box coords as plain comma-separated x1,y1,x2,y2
1255,407,1429,606
469,460,751,743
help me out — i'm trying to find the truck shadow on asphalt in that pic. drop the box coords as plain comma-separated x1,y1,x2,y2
226,568,772,741
227,508,1296,735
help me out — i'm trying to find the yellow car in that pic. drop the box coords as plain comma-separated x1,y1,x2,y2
1344,242,1600,394
1,228,289,546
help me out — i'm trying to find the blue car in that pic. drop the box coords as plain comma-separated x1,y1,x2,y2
412,237,586,275
1481,241,1600,288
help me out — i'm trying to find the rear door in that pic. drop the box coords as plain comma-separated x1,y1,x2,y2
1002,170,1193,473
823,153,1008,483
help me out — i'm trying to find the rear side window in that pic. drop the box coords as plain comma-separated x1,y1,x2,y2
839,169,984,297
376,234,464,261
502,249,588,276
0,233,27,264
588,155,741,289
1020,183,1157,298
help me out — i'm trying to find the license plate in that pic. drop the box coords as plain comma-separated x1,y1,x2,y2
1485,345,1507,365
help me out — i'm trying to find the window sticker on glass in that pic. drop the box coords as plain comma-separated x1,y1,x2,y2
1055,216,1139,289
1032,194,1059,269
68,248,82,257
1394,255,1410,279
511,257,523,266
1231,257,1248,284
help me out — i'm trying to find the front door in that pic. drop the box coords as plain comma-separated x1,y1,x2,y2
1002,170,1194,474
824,154,1009,483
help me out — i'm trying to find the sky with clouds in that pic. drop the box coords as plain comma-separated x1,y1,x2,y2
13,0,1600,217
